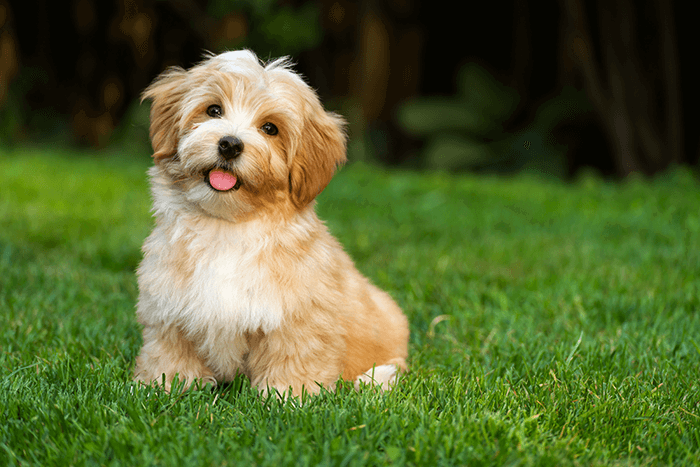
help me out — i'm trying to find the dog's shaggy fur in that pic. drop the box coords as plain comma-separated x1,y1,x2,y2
133,50,409,396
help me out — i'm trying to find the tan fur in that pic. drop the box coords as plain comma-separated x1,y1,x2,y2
134,50,409,397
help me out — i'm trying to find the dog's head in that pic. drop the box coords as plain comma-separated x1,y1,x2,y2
142,50,346,220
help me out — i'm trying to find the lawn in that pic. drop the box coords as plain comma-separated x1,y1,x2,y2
1,147,699,466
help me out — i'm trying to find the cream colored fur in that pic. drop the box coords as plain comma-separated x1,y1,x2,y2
134,50,409,397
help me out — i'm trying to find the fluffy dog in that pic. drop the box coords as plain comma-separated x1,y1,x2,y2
133,50,409,397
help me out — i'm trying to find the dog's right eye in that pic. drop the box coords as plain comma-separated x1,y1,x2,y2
206,105,223,118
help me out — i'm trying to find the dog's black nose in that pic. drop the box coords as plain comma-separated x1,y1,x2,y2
218,136,244,160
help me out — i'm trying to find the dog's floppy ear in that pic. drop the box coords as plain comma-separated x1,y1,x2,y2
289,108,347,208
141,68,188,162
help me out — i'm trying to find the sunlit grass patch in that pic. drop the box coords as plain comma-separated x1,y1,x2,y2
2,148,699,465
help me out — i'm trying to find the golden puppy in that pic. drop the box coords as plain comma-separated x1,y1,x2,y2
134,50,409,397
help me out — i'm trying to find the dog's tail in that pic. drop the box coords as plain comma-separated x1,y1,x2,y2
354,358,406,391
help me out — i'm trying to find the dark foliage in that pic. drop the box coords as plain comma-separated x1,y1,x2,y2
0,0,697,177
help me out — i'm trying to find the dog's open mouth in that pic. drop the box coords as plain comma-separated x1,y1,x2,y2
206,168,241,191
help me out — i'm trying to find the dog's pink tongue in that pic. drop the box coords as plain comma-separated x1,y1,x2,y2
209,169,237,191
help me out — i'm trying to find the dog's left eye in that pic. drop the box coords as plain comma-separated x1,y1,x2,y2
207,105,223,118
261,122,278,136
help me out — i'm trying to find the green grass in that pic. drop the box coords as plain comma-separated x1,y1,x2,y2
1,146,700,466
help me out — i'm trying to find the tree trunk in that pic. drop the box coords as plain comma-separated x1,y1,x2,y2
561,0,683,176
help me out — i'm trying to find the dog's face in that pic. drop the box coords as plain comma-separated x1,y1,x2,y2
142,50,346,221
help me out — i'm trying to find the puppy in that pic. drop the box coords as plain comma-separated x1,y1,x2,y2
134,50,409,397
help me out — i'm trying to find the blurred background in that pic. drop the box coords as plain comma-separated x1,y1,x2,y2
0,0,697,178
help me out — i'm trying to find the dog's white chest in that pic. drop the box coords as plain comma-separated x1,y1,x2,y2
193,244,284,333
139,222,286,336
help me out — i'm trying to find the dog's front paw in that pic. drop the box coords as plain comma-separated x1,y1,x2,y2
135,371,218,393
253,377,329,401
134,326,219,392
